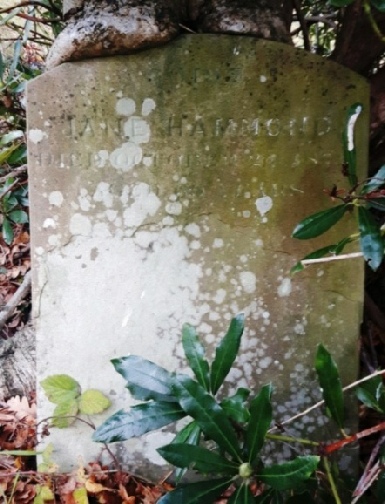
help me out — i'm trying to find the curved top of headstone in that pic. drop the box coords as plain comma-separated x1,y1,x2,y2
46,0,290,69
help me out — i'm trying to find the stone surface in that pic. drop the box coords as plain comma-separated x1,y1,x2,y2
28,36,368,475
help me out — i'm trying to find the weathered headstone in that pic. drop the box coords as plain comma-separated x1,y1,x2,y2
28,36,368,475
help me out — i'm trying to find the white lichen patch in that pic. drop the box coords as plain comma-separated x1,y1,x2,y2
69,214,92,236
28,129,47,144
48,191,64,207
239,271,257,294
256,195,273,217
277,278,292,297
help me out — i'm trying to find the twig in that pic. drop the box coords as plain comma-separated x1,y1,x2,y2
300,252,363,266
0,270,31,332
323,457,342,504
269,368,385,432
0,178,20,200
293,0,310,51
0,165,27,184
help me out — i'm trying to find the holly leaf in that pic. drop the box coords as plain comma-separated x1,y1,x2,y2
182,324,210,391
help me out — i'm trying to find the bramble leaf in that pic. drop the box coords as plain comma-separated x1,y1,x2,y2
40,374,81,404
78,389,111,415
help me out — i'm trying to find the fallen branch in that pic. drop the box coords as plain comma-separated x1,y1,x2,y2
0,270,31,332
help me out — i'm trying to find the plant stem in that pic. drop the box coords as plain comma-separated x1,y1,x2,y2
266,433,319,447
323,457,342,504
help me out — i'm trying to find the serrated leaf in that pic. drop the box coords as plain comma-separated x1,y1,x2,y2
227,484,257,504
258,456,319,491
292,204,347,240
52,400,79,428
40,374,81,404
2,217,13,245
92,402,185,443
157,478,232,504
78,389,111,415
358,206,384,271
361,165,385,194
111,355,176,402
315,345,344,428
172,374,242,460
246,384,273,465
343,102,363,187
182,324,210,390
8,209,28,224
221,388,250,423
157,443,238,473
210,314,244,394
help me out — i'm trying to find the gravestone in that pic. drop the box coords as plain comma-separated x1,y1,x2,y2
27,36,368,475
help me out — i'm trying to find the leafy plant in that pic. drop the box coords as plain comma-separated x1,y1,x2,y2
292,102,385,272
92,315,321,503
40,374,111,428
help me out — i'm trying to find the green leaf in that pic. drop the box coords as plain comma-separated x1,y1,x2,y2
111,355,176,402
258,456,319,491
285,492,316,503
0,144,18,165
40,374,81,404
52,399,79,428
210,314,244,394
92,402,185,443
157,443,238,474
221,388,250,423
343,102,363,187
372,0,385,13
78,389,111,415
157,478,232,504
315,345,344,428
227,484,257,504
358,206,384,271
172,374,242,460
8,210,28,224
291,204,347,240
357,375,385,413
172,420,201,445
8,40,22,82
172,420,202,481
2,217,13,245
182,324,210,391
361,165,385,194
246,384,273,465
